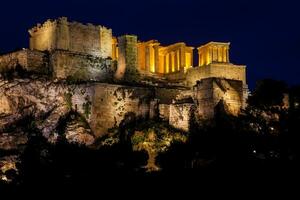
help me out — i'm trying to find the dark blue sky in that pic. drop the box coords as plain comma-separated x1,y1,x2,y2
0,0,299,89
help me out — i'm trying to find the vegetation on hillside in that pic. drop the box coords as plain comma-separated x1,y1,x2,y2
1,79,300,189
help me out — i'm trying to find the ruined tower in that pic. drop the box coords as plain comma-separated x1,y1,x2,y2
28,17,112,58
115,35,139,82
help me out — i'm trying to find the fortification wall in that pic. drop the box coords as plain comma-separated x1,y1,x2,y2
99,27,113,58
116,35,138,81
164,71,186,81
194,78,244,118
90,84,155,137
186,63,246,87
29,17,112,58
159,104,170,121
169,103,194,131
50,50,114,82
29,19,57,51
68,22,100,56
0,49,48,74
154,87,189,104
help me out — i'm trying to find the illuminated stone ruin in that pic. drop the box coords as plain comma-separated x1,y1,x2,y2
0,17,248,134
198,42,230,66
28,17,112,58
136,40,193,75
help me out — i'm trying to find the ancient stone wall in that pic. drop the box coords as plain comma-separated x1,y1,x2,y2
90,84,155,137
154,87,189,104
164,71,186,82
194,78,244,118
67,22,100,56
186,63,246,87
159,104,170,121
0,49,49,74
29,17,112,58
29,19,57,51
50,50,113,82
169,103,194,131
99,27,113,58
115,35,138,81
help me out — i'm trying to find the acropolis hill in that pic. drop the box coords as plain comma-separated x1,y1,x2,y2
0,17,248,141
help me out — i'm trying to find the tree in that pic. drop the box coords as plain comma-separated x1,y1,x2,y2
248,79,288,108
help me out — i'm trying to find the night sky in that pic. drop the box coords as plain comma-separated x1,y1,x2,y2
0,0,299,89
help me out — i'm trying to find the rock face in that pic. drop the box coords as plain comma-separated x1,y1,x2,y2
0,155,20,183
63,113,95,145
0,131,26,183
0,78,158,143
0,78,94,144
0,132,28,150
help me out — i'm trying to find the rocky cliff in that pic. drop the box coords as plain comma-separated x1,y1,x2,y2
0,78,95,145
0,78,93,182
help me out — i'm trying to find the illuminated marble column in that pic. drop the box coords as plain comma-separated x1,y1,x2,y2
165,54,169,73
149,45,155,72
172,52,176,72
211,46,216,62
198,49,203,66
213,46,218,62
154,44,160,73
180,46,185,70
169,52,172,72
174,50,178,72
227,47,230,62
145,45,150,72
222,46,226,62
176,50,180,71
170,51,175,72
208,47,213,65
204,48,207,65
190,49,193,67
218,46,222,62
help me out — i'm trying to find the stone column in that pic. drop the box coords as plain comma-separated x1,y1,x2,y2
190,49,193,67
165,55,168,73
115,35,138,81
145,45,150,72
176,50,180,71
211,46,216,62
165,54,169,73
171,52,175,72
226,47,230,63
154,45,160,73
217,46,221,62
180,46,185,70
198,51,201,66
221,46,225,62
216,46,220,62
197,48,200,66
213,46,218,62
174,50,178,72
208,47,213,65
168,52,171,73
